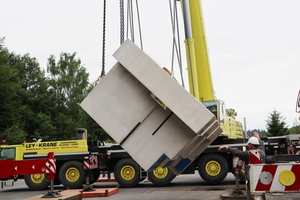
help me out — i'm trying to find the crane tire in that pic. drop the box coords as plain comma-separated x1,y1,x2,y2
198,154,228,184
59,161,85,189
148,166,175,186
114,158,140,188
24,174,49,190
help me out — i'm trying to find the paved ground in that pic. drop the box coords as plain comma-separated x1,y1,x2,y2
0,173,236,200
1,173,300,200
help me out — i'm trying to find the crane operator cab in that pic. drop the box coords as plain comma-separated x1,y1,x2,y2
0,147,16,160
202,99,225,123
202,99,242,139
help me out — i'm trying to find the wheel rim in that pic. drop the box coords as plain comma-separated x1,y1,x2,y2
65,167,80,182
31,174,45,183
205,160,221,176
121,165,135,180
153,166,168,179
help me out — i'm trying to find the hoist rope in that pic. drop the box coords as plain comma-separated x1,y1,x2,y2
135,0,143,50
169,0,185,87
126,0,143,49
127,0,134,42
120,0,124,45
101,0,107,77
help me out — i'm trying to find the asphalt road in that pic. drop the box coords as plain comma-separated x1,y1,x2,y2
102,173,237,200
0,173,241,200
1,173,300,200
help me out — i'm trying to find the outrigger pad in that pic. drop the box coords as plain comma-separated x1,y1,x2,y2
80,39,222,175
41,190,62,198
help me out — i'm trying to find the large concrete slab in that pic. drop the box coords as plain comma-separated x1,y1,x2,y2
80,40,222,175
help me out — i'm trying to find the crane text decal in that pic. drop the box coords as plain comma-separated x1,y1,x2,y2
25,141,79,150
25,142,57,148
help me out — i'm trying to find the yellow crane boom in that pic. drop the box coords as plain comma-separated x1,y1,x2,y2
183,0,243,139
186,0,215,101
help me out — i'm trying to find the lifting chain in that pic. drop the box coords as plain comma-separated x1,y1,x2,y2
120,0,124,45
101,0,107,77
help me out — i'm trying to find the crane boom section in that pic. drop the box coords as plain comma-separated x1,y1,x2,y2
187,0,215,101
183,0,243,139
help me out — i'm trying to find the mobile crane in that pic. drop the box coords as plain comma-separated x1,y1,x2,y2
88,0,296,187
75,0,296,188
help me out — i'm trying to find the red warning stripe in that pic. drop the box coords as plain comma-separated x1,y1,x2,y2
253,164,300,192
46,159,56,174
233,156,244,170
285,165,300,191
255,165,277,191
84,161,89,169
249,150,261,164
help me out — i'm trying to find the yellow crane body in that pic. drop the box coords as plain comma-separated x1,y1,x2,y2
185,0,243,139
188,0,215,101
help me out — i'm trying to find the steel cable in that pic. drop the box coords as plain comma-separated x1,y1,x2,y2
101,0,107,77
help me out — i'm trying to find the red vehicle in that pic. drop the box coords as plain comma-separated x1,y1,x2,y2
0,152,56,189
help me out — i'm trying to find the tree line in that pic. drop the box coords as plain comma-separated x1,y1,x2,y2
0,38,110,144
247,109,300,138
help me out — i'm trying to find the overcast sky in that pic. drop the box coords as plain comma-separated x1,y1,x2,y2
2,0,300,131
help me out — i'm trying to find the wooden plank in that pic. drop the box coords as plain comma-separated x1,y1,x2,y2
63,187,119,198
24,192,82,200
96,177,117,182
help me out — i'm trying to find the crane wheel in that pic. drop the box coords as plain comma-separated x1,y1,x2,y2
59,161,85,189
24,174,49,190
114,158,140,188
198,154,228,184
148,166,175,186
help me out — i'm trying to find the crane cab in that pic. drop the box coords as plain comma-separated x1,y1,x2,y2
202,100,243,139
0,145,23,161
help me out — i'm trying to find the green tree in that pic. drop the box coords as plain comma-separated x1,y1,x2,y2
0,123,27,144
0,38,110,143
0,38,28,143
33,112,57,141
265,109,288,136
47,52,90,140
287,118,300,135
8,52,51,139
288,126,300,135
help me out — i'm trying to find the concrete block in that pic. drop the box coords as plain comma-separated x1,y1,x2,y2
80,39,222,175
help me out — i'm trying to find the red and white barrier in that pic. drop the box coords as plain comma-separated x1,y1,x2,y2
233,156,244,170
250,163,300,193
249,150,261,164
46,156,56,174
84,161,89,169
